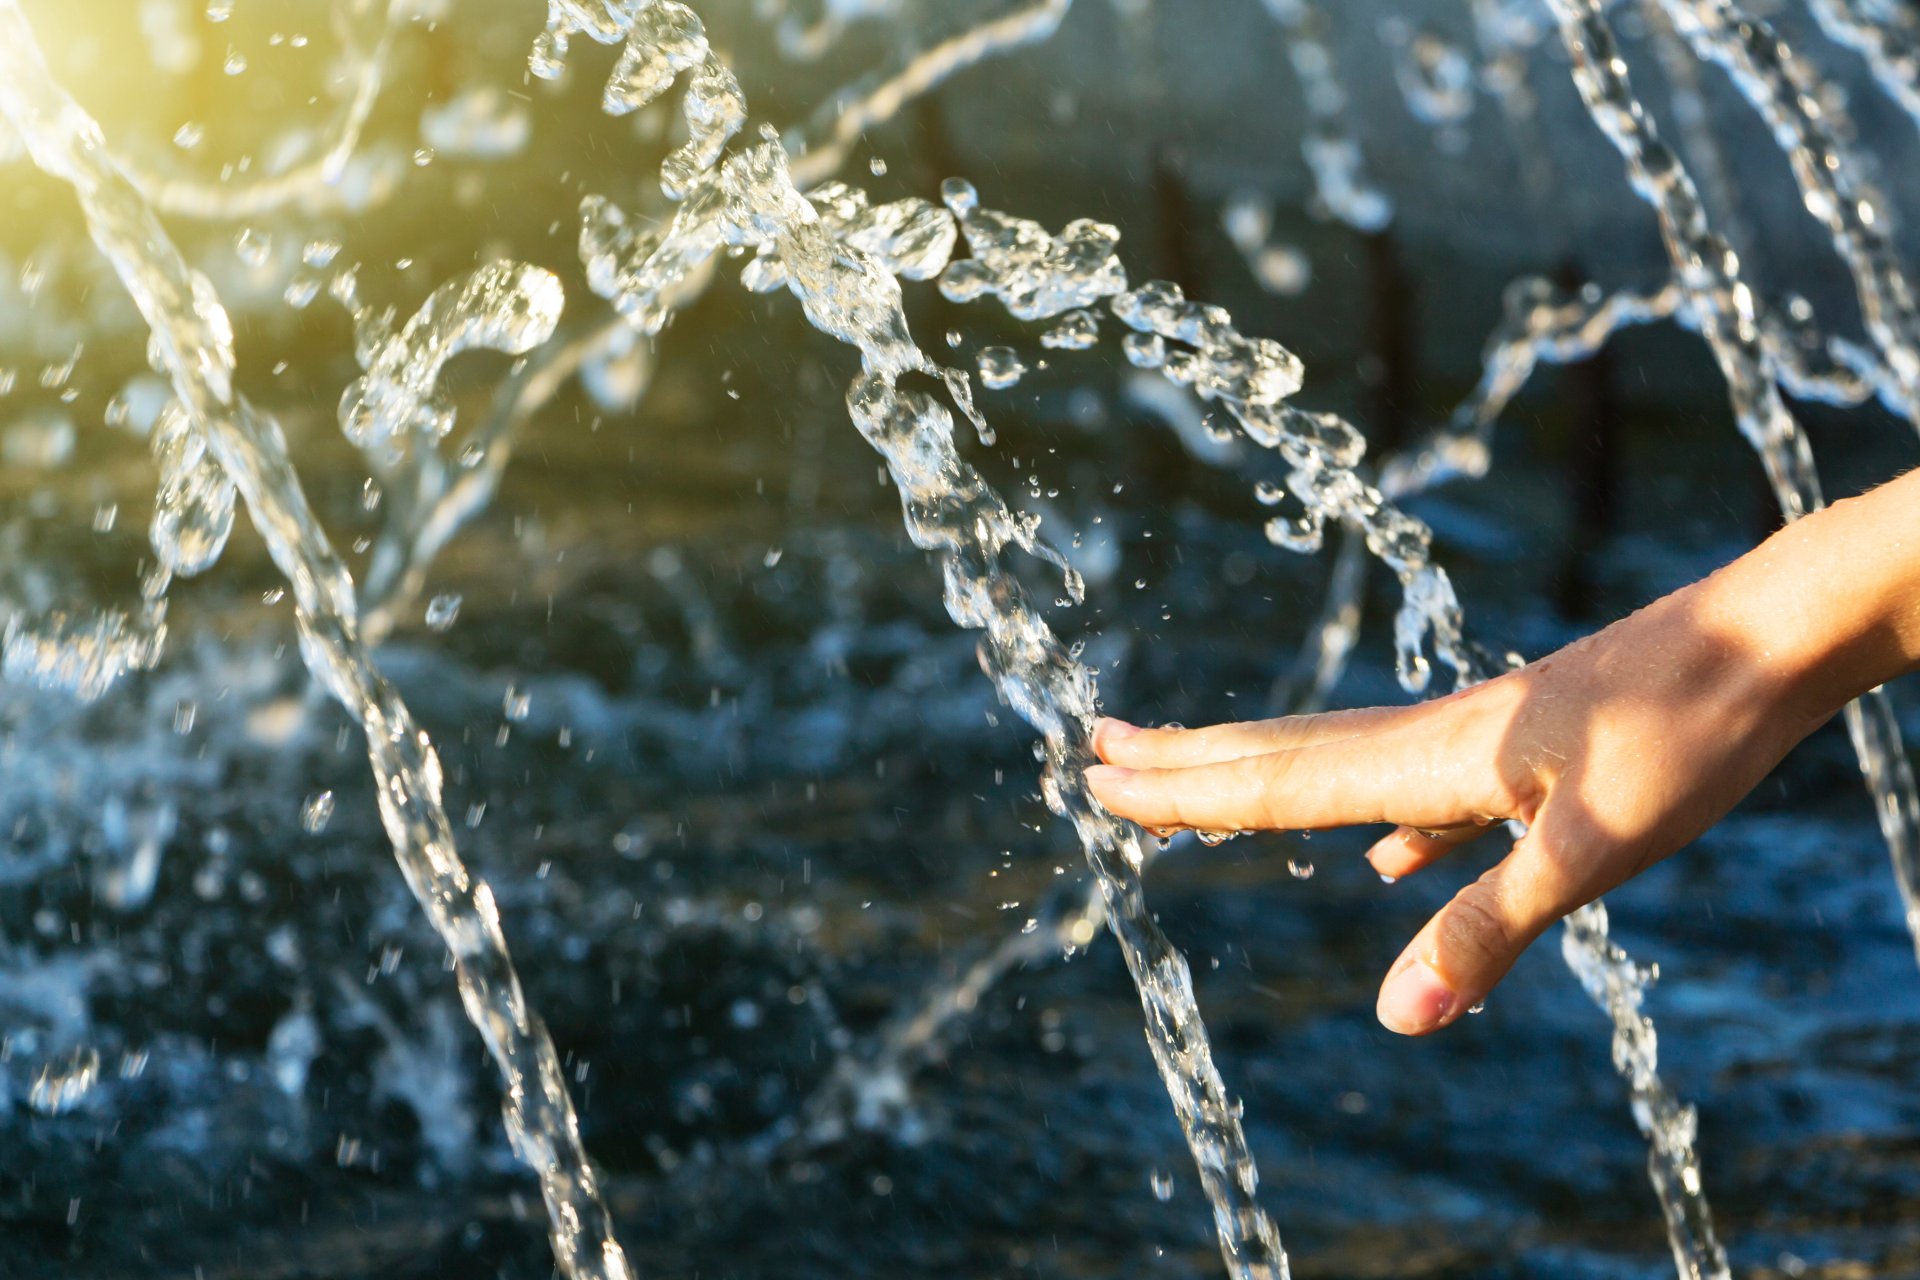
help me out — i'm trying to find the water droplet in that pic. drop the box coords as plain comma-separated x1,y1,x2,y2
940,176,979,217
1122,331,1166,368
528,28,567,79
1468,1000,1486,1015
223,48,247,76
173,121,204,150
300,790,335,834
1287,858,1315,880
977,346,1026,390
503,683,531,722
868,156,888,176
1149,1168,1175,1201
301,239,341,268
1041,309,1100,351
425,594,463,631
235,227,271,269
284,277,320,309
29,1047,100,1115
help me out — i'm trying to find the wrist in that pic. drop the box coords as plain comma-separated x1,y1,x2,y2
1722,473,1920,728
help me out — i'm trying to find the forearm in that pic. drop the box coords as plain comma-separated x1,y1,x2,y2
1711,468,1920,724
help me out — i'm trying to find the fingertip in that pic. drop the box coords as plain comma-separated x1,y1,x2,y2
1376,956,1461,1036
1092,716,1142,761
1367,824,1486,880
1085,764,1142,821
1366,832,1424,880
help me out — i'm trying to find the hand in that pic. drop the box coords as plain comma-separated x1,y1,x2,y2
1084,500,1898,1036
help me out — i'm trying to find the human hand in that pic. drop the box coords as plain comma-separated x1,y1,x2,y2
1084,512,1886,1036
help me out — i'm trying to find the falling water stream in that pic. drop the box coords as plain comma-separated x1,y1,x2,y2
6,2,1920,1278
0,12,635,1277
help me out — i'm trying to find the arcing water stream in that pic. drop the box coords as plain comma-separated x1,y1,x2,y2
6,2,1920,1278
0,13,633,1277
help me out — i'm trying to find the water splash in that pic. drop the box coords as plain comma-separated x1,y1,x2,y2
360,315,649,646
1223,195,1313,297
1380,17,1477,134
765,0,903,62
3,607,168,703
1381,275,1685,501
336,261,566,469
1563,905,1723,1280
28,1044,100,1115
120,0,403,219
420,86,533,160
1808,0,1920,136
1467,0,1553,203
557,5,1288,1270
939,179,1127,323
787,0,1075,187
9,2,1920,1277
1549,0,1920,975
1260,0,1393,232
1651,0,1920,428
0,9,634,1277
917,154,1730,1280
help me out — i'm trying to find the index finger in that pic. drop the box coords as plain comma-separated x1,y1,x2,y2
1094,705,1420,771
1084,714,1511,835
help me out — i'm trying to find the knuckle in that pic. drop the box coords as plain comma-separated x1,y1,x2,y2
1255,750,1294,789
1254,753,1296,827
1438,881,1521,973
1169,788,1203,832
1467,729,1537,823
1451,675,1546,820
1161,772,1213,831
1250,716,1296,746
1484,769,1534,824
1283,710,1337,738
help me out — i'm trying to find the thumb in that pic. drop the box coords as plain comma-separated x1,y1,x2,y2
1376,819,1592,1036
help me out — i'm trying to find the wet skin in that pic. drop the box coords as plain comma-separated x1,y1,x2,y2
1088,468,1920,1036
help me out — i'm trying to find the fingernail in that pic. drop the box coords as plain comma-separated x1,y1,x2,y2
1364,841,1401,878
1096,717,1141,741
1085,764,1136,786
1377,959,1459,1035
